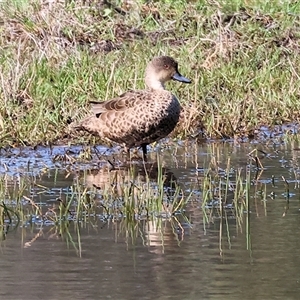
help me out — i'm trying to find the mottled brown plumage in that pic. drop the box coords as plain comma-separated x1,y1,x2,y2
75,56,191,157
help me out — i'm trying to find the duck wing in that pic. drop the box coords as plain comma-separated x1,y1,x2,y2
90,90,145,117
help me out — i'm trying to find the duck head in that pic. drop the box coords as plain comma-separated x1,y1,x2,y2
145,56,191,90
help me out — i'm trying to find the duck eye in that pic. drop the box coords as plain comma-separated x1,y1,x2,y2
164,64,169,69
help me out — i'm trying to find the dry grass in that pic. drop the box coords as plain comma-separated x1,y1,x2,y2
1,0,300,147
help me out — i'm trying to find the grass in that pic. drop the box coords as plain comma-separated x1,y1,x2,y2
0,0,300,147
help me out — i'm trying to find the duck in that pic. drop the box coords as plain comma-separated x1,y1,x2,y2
74,56,191,159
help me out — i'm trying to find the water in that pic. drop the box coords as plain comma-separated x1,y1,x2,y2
1,138,300,299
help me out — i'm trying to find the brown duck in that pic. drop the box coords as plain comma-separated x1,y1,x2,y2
75,56,191,158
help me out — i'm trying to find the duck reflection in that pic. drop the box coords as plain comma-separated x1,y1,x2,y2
77,160,187,253
80,161,178,198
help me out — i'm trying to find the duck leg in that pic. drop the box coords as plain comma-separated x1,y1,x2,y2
142,144,148,161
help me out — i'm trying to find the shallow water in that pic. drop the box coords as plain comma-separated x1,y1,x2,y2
1,138,300,299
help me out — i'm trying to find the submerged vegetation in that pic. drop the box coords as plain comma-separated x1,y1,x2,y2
1,139,298,252
0,146,250,248
0,0,300,147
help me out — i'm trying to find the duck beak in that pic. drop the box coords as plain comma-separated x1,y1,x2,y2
172,72,191,83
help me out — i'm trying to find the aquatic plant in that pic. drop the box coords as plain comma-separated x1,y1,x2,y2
0,151,192,247
2,139,300,254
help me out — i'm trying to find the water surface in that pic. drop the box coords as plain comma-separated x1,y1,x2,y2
1,139,300,299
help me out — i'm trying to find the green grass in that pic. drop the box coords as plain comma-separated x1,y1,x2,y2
0,0,300,147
